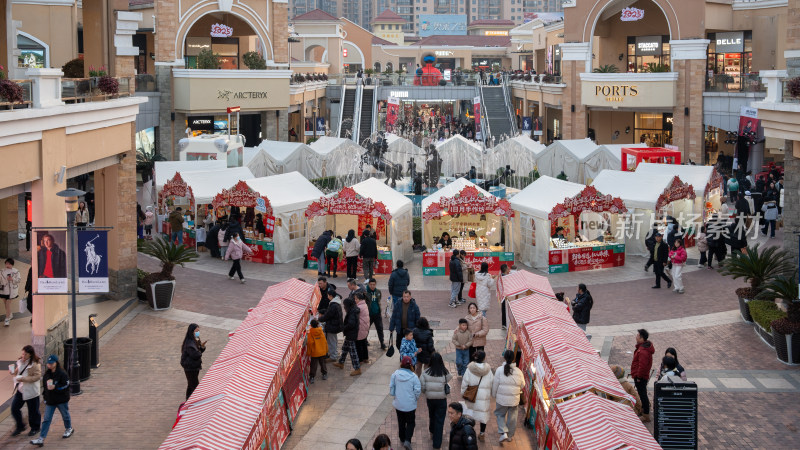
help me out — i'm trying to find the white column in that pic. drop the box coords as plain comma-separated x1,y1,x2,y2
560,42,591,74
25,68,64,108
760,70,788,103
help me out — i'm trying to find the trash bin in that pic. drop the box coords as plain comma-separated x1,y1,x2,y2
63,337,92,381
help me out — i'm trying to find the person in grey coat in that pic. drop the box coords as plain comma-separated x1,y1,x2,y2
420,353,453,450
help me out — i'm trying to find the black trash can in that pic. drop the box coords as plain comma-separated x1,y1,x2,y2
63,337,92,381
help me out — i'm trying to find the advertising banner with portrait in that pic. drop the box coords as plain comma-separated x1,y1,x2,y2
78,230,109,293
386,97,400,131
35,230,68,293
474,96,482,140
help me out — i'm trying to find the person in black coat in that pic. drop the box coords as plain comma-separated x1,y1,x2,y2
388,261,410,305
206,223,221,258
643,225,659,271
32,355,73,445
224,216,244,244
333,298,362,375
448,402,479,450
649,233,671,289
312,231,332,276
319,289,343,359
412,317,435,376
571,284,593,334
727,219,748,254
180,323,206,400
448,253,463,307
359,233,379,280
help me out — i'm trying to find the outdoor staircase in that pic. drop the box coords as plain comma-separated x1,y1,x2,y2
339,88,357,139
356,88,375,143
481,86,514,144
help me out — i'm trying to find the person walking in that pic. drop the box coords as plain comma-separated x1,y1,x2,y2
343,230,361,279
706,213,728,269
460,351,493,441
492,350,525,443
319,288,343,361
465,303,489,362
360,231,379,280
307,319,328,383
1,258,21,326
333,298,362,376
447,402,479,450
643,225,658,271
144,206,155,240
355,292,372,365
570,283,593,337
312,230,332,276
390,356,421,450
610,365,642,417
474,263,497,316
458,250,470,305
412,317,435,376
372,434,392,450
696,224,709,268
669,238,687,294
180,324,206,400
325,235,344,278
76,202,90,230
11,345,41,437
217,223,229,261
168,207,185,245
387,260,410,316
761,197,779,238
648,233,672,289
30,355,74,446
448,253,463,308
420,352,452,450
451,318,473,377
727,175,739,203
224,232,253,284
630,329,655,423
389,290,421,351
365,278,386,350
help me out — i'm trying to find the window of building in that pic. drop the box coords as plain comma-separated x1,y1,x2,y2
626,35,670,73
511,7,515,12
634,113,673,146
706,31,753,91
381,24,385,29
288,214,305,240
17,33,47,69
423,7,427,11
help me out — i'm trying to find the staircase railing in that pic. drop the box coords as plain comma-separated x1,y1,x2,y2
336,85,346,139
351,84,363,143
371,86,378,136
501,74,518,136
478,85,492,146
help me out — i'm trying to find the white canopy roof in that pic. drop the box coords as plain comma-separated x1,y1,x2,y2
435,134,483,176
598,143,648,169
177,167,254,205
509,176,586,219
350,177,413,216
242,147,259,166
384,133,426,167
155,160,226,189
247,141,320,178
549,138,600,160
546,139,603,183
591,170,678,210
421,178,492,212
243,172,323,213
635,163,715,197
489,136,550,176
308,136,367,176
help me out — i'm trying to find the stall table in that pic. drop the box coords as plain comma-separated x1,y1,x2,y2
548,242,626,273
244,238,275,264
422,249,514,276
306,245,393,274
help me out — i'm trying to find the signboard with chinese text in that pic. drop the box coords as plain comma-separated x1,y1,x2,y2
422,250,514,276
77,230,109,293
419,14,467,37
548,244,626,273
304,186,391,220
474,96,482,141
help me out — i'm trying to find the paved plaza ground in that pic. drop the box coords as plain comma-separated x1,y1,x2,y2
0,230,798,449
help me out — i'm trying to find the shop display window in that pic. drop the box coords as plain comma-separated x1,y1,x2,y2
626,36,670,73
706,32,753,91
634,113,672,147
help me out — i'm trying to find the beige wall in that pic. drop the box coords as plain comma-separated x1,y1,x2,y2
341,19,377,68
589,111,636,145
13,3,78,69
565,0,704,42
581,78,676,109
173,75,290,112
0,141,41,187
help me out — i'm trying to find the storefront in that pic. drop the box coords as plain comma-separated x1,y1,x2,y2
420,180,515,276
184,36,240,69
627,35,670,72
635,113,673,147
471,58,503,70
707,31,753,90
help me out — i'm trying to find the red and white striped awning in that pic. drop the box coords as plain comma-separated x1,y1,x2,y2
540,344,635,403
549,392,662,450
496,270,555,301
261,278,321,310
523,321,596,359
160,395,262,450
187,353,280,406
506,293,571,335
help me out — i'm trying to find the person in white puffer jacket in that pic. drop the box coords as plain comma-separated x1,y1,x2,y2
460,350,493,441
491,350,525,443
1,258,22,327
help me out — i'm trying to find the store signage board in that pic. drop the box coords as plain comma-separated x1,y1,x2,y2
635,36,662,56
211,23,233,38
484,30,508,36
581,79,676,108
390,91,409,98
620,6,645,22
715,32,744,53
435,50,454,57
419,14,467,37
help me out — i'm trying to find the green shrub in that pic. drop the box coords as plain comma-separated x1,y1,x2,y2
62,58,85,78
197,49,221,69
242,51,267,70
749,300,786,332
310,175,336,191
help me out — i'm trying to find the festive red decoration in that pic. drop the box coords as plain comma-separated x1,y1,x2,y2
706,167,723,197
159,172,195,209
655,176,696,210
547,186,628,222
212,180,273,215
304,186,392,221
422,185,515,221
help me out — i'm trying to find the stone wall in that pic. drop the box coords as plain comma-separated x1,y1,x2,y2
672,59,705,164
782,142,799,264
156,65,175,160
264,110,289,141
44,318,69,363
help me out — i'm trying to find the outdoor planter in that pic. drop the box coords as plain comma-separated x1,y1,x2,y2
772,330,800,364
753,322,775,347
739,296,753,322
146,280,175,310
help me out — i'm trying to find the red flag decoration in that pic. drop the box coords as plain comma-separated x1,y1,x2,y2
264,216,275,236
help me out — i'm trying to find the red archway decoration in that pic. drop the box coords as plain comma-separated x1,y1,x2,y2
548,186,627,222
655,176,696,210
706,167,723,197
422,185,514,221
159,172,195,210
305,186,392,221
212,180,273,216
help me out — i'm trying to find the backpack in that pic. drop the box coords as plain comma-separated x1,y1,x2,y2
728,178,739,192
326,239,342,252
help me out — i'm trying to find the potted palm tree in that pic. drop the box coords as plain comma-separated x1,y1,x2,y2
758,274,800,364
137,237,198,310
719,244,794,322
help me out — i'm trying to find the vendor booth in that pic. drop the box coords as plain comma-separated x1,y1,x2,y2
308,136,370,177
421,179,514,276
155,160,226,192
305,178,413,274
548,393,661,450
161,279,321,450
510,176,628,273
488,136,552,184
434,134,484,177
597,143,648,171
246,141,321,179
157,167,254,247
496,270,556,306
620,146,682,171
547,139,616,184
212,180,277,264
591,170,697,256
635,162,723,220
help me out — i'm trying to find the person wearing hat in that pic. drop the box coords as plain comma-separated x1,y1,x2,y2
30,355,73,446
610,364,641,417
389,355,421,450
648,233,671,289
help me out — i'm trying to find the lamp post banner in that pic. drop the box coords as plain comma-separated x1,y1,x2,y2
35,230,68,293
77,230,109,293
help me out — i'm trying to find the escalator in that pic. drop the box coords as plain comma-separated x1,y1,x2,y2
339,88,357,138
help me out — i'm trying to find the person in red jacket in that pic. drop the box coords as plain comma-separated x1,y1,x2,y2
630,329,655,423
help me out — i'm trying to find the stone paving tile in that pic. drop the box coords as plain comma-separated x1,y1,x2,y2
756,377,794,389
718,377,756,389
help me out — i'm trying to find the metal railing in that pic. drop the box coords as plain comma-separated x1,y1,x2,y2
375,72,484,87
507,74,563,85
705,73,765,93
0,79,33,109
351,83,363,143
135,74,158,92
781,78,800,103
501,74,518,136
60,76,133,102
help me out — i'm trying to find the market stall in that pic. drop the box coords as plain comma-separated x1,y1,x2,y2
591,170,696,256
510,176,628,272
421,179,514,276
548,392,661,450
157,167,254,247
635,162,723,220
495,270,556,306
620,146,682,171
547,139,616,184
161,279,321,450
212,180,277,264
488,136,552,185
305,178,413,274
154,160,226,193
246,141,321,179
308,136,370,177
434,134,484,177
597,142,648,171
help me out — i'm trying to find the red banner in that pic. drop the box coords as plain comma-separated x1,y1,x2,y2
244,242,274,264
422,251,507,275
474,96,482,140
549,247,626,272
548,186,627,222
422,185,514,220
386,97,400,131
159,172,194,209
212,180,273,215
655,176,696,210
265,395,290,450
305,186,391,221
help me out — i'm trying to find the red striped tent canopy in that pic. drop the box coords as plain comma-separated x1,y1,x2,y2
539,344,635,404
549,392,662,450
160,395,262,450
506,293,571,335
261,278,321,310
523,320,597,360
496,270,555,302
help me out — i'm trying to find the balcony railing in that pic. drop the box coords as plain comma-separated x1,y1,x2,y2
0,80,33,109
135,73,158,92
781,78,800,104
705,73,765,93
60,77,133,103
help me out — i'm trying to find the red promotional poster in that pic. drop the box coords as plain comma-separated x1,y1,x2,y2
473,96,482,140
386,97,400,131
534,396,548,450
284,362,308,424
244,241,274,264
266,394,291,450
738,106,759,137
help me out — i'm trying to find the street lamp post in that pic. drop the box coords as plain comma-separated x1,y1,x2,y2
56,187,85,395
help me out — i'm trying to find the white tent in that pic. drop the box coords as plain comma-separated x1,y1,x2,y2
243,172,324,263
246,141,321,179
489,136,552,179
178,167,255,205
591,170,694,256
435,134,484,177
547,138,614,184
384,133,426,168
635,163,722,217
597,143,649,171
308,136,369,177
155,160,226,191
242,147,259,166
509,176,585,269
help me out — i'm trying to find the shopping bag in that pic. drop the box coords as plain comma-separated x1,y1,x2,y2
385,332,395,357
18,298,26,314
468,282,477,298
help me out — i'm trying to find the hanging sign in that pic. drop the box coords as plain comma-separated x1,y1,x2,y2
422,185,514,220
473,96,482,141
305,186,392,220
522,117,532,136
211,23,233,38
548,186,628,222
655,176,696,210
620,7,645,22
35,230,68,293
78,230,109,293
715,32,744,53
386,97,400,130
212,180,273,215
